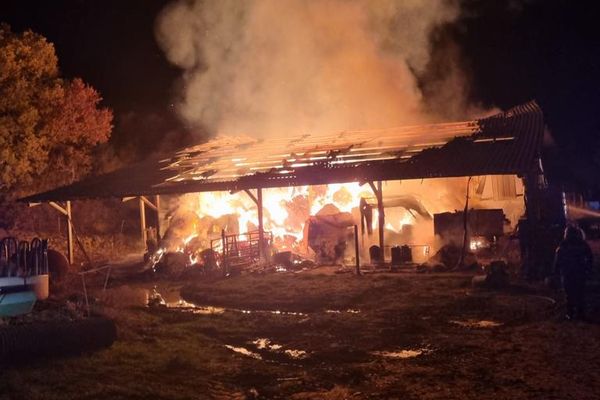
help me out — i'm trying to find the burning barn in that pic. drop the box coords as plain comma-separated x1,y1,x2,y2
21,101,563,277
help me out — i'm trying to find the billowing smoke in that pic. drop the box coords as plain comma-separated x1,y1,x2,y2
155,0,462,138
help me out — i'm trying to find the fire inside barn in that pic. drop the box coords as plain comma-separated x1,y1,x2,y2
21,101,566,278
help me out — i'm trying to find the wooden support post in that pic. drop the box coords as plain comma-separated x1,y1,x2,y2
354,225,361,275
221,229,227,275
155,195,161,240
257,187,265,262
126,195,159,242
244,188,266,263
47,201,74,265
376,181,384,263
368,180,385,265
139,197,147,247
66,200,74,265
457,177,472,269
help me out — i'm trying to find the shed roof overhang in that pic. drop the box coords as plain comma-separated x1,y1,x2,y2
21,101,544,203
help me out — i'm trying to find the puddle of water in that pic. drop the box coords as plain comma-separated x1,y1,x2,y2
372,348,430,359
251,338,309,359
224,345,262,360
449,319,503,328
145,287,307,317
277,377,303,382
114,285,359,319
99,285,312,320
146,286,369,319
325,309,361,314
176,304,306,316
252,338,282,350
284,349,309,359
234,309,307,317
167,300,226,315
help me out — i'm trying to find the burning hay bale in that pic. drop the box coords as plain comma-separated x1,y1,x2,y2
161,210,201,251
304,205,355,264
154,252,189,277
145,206,240,276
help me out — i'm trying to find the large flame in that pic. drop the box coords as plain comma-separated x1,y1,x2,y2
152,176,526,269
188,182,417,253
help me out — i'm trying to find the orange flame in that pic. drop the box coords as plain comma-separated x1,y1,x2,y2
188,182,417,253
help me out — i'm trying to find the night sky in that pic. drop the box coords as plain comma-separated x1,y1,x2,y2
1,0,599,185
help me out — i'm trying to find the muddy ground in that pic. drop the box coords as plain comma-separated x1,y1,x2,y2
2,268,600,399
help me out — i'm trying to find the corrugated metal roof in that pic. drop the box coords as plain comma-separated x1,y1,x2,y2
21,101,544,203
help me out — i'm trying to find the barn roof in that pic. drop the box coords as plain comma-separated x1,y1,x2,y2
21,101,544,203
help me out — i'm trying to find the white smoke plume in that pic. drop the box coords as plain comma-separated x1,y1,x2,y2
155,0,462,138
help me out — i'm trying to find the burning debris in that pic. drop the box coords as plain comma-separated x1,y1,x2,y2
305,204,355,264
145,182,408,274
140,173,528,277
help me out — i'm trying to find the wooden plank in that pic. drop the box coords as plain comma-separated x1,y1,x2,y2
139,197,147,247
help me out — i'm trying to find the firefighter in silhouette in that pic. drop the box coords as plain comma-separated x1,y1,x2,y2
554,225,593,320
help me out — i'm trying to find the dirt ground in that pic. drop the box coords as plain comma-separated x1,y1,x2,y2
2,268,600,400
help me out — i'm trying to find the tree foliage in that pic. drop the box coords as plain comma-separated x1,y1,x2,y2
0,24,113,194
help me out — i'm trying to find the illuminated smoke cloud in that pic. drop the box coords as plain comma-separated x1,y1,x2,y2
155,0,462,138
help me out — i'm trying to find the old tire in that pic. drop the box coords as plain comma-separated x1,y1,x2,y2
0,317,116,363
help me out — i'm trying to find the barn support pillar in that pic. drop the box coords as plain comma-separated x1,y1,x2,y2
123,195,160,248
368,180,385,265
154,195,161,241
243,188,266,263
46,200,74,265
138,197,146,246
